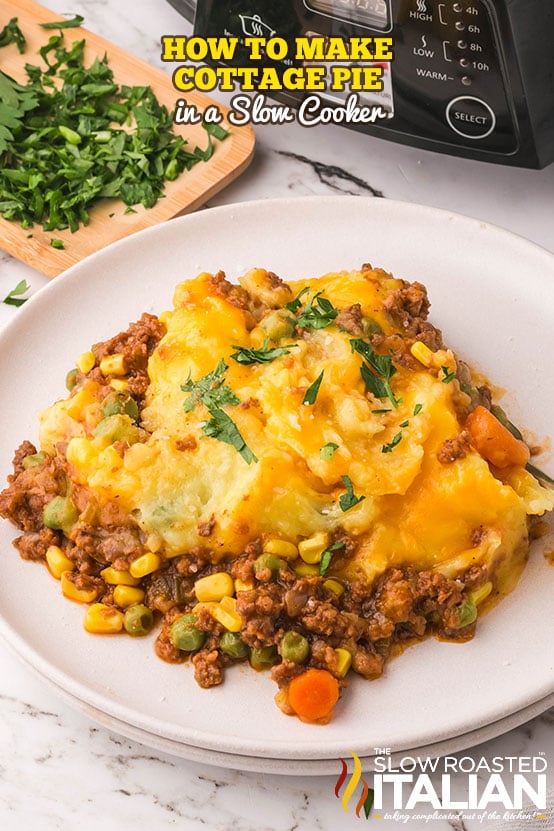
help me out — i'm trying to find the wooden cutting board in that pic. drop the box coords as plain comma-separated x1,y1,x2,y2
0,0,255,277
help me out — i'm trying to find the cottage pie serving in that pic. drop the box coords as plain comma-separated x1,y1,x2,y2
2,265,552,724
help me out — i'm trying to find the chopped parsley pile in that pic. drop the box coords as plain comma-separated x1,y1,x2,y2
0,16,228,235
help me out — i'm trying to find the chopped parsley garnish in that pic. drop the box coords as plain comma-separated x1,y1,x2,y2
350,338,400,409
371,408,392,414
50,238,64,249
320,442,339,460
201,408,257,465
39,14,85,30
441,366,456,384
230,339,297,365
319,542,346,576
339,475,365,512
399,419,409,428
181,360,239,413
297,292,338,330
382,432,403,454
303,370,324,405
182,360,257,464
285,286,310,314
0,32,228,231
0,17,26,53
413,403,423,416
3,279,29,307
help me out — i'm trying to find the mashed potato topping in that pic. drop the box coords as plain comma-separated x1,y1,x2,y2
3,264,553,723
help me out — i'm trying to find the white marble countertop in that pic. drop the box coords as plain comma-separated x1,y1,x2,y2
1,2,554,829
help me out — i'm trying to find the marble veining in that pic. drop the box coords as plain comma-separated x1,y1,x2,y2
1,0,554,828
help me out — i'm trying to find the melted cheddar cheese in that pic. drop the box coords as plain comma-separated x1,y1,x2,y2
40,266,554,593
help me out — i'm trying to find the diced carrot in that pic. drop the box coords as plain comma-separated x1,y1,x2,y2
287,668,340,724
465,405,530,469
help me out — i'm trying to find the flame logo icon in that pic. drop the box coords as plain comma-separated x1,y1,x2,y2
335,750,374,819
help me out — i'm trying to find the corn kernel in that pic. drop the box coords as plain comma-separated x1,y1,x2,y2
46,545,75,580
468,581,493,607
209,603,242,632
234,577,254,593
335,648,352,677
220,595,237,613
76,351,95,374
109,378,129,391
99,353,126,376
84,603,124,634
129,552,161,579
146,533,163,553
323,578,345,597
263,539,298,560
113,585,145,608
410,341,434,367
61,571,98,603
294,562,320,577
100,566,140,587
298,532,330,564
194,572,234,602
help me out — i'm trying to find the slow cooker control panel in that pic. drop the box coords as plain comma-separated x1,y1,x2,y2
389,0,518,153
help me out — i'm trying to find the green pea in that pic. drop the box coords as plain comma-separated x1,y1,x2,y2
66,368,79,391
454,599,478,629
101,391,139,421
22,451,47,470
43,496,79,535
250,645,279,670
219,632,249,659
170,614,206,652
254,553,285,579
124,604,154,637
279,630,309,664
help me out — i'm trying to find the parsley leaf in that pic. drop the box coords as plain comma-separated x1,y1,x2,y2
319,542,346,576
0,17,26,53
351,338,400,409
320,442,339,460
181,360,239,413
372,408,392,414
303,370,324,405
413,403,423,416
3,279,29,307
382,432,403,453
39,15,85,30
50,238,64,249
297,292,338,330
285,286,310,314
399,419,409,428
201,408,257,465
230,339,297,365
441,366,456,384
339,475,365,512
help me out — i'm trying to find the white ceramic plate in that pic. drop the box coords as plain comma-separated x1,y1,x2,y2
1,196,553,764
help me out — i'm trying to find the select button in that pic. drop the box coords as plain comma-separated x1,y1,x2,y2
445,96,496,139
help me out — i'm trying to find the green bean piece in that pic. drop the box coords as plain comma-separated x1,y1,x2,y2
101,391,139,421
66,368,79,391
170,614,206,652
42,496,79,535
22,451,47,469
94,413,140,444
454,599,478,629
219,632,249,659
490,405,524,441
250,645,279,670
124,604,154,637
260,310,296,341
253,553,285,579
361,316,383,337
279,630,310,664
